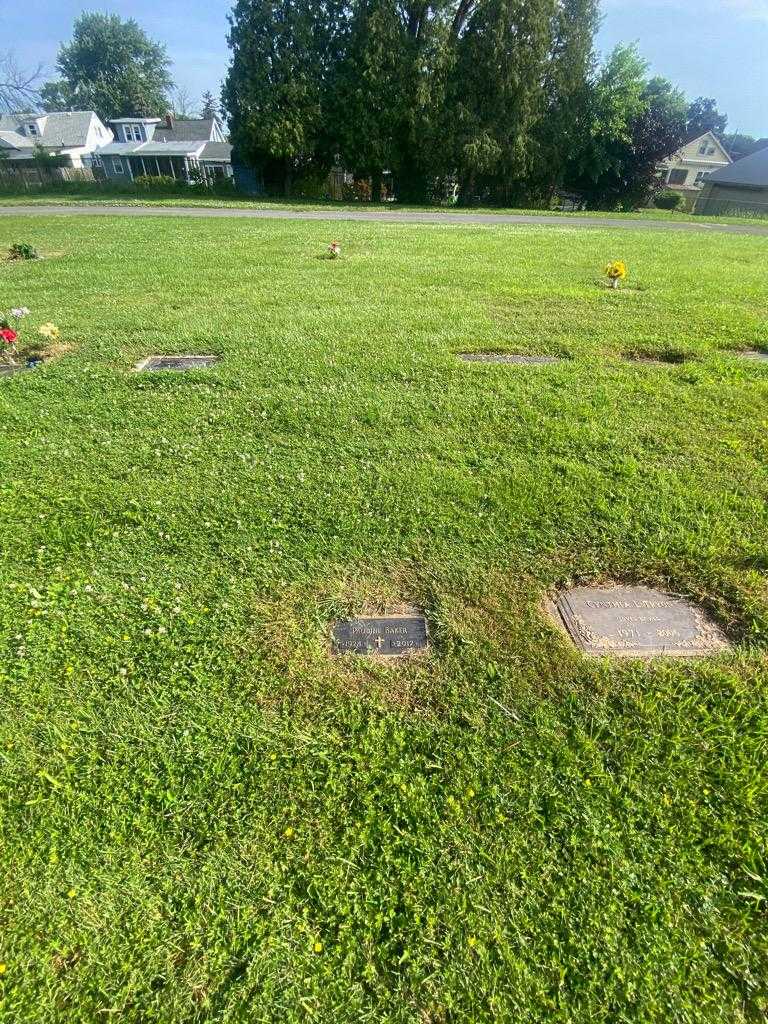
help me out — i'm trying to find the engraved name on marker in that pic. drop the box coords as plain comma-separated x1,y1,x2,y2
553,586,728,657
332,616,429,657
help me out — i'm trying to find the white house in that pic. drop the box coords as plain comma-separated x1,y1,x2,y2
659,131,731,197
0,111,112,167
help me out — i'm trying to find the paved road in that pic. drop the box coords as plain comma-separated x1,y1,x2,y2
2,202,768,236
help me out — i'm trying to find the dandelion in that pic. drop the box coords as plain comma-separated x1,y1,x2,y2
0,963,6,974
467,936,477,948
284,826,295,838
604,260,627,289
67,888,76,898
313,941,323,953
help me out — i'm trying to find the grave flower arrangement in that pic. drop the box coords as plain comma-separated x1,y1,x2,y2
0,307,61,367
328,240,341,259
605,260,627,289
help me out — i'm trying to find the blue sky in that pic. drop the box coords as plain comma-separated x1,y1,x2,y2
4,0,767,135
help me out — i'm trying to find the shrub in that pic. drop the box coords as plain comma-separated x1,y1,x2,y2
133,174,183,194
7,242,38,260
655,190,685,211
291,172,329,201
342,179,372,203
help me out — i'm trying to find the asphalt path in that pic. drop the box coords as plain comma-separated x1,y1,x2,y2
2,203,768,236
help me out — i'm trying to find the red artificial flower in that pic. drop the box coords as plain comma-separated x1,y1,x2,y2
0,328,18,344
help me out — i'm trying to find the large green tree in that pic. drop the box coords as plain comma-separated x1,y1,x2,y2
448,0,599,205
327,0,407,200
566,45,687,208
449,0,553,204
223,0,343,194
40,13,173,122
686,96,727,138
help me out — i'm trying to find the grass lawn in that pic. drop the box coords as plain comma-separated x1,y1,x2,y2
1,214,767,1022
1,189,768,226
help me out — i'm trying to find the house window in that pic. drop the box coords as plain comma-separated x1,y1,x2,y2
27,123,38,136
111,157,125,174
668,169,688,185
123,125,142,142
694,171,710,187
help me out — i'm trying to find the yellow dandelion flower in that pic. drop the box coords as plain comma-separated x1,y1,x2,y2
313,941,323,953
67,888,76,898
0,963,6,974
284,827,295,838
467,936,477,948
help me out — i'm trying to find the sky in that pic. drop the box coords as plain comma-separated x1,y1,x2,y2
3,0,767,136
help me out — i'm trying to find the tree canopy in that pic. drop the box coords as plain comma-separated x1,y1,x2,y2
41,13,173,123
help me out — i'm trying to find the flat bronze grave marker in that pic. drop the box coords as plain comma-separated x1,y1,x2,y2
739,350,768,362
332,615,429,657
552,585,728,658
136,355,218,372
459,353,560,365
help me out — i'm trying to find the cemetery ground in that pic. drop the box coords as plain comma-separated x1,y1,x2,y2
0,212,767,1022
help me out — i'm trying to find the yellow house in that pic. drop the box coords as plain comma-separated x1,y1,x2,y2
659,131,732,197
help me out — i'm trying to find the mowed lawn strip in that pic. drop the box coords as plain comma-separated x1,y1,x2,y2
0,215,766,1023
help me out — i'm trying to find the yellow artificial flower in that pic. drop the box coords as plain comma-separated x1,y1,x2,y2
605,260,627,281
39,323,61,341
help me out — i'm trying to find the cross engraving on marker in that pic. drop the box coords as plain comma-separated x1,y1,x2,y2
374,636,384,649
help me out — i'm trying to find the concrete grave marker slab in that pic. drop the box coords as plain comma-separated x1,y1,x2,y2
551,585,728,658
136,355,218,372
332,614,429,657
459,352,560,365
739,350,768,362
0,364,29,378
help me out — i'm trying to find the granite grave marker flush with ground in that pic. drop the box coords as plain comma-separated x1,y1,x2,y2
332,615,429,657
136,355,219,372
459,353,560,365
551,585,728,658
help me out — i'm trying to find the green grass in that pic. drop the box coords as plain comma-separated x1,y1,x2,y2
1,214,767,1022
2,189,768,225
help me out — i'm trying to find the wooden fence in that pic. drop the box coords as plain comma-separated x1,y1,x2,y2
0,165,97,188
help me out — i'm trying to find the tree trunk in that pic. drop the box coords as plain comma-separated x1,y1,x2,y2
457,171,476,207
371,169,382,204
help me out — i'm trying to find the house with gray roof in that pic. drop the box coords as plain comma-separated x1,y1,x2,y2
0,110,112,167
695,146,768,217
98,112,232,184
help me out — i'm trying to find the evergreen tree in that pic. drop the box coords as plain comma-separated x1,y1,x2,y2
40,13,172,121
450,0,570,204
201,90,219,120
530,0,599,201
223,0,342,194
